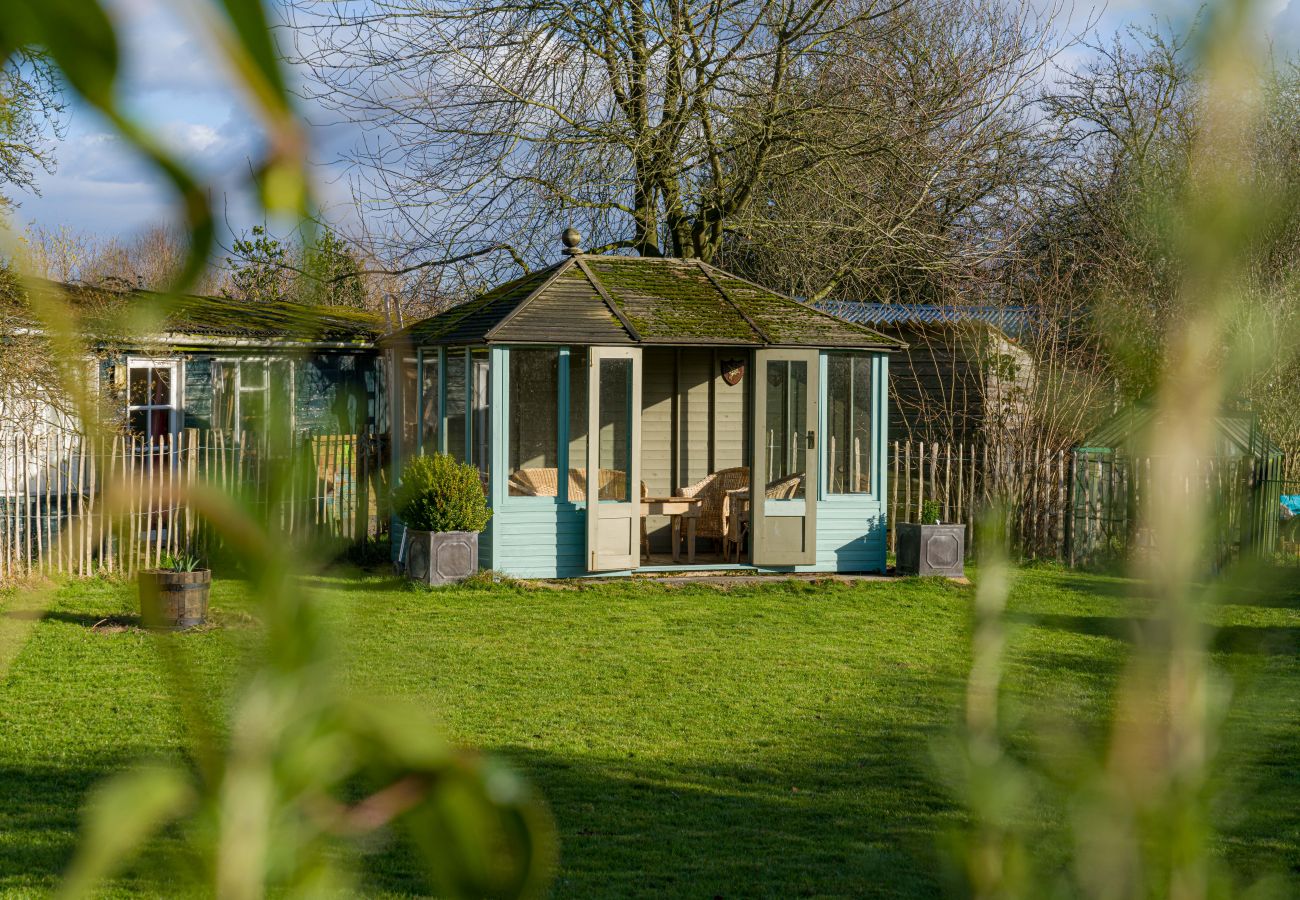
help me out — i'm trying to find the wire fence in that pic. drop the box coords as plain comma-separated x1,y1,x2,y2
0,427,388,583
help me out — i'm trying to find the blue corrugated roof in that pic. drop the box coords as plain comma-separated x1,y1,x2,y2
814,302,1033,336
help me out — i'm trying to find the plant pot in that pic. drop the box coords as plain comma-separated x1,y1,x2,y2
405,530,479,585
139,569,211,630
896,523,966,578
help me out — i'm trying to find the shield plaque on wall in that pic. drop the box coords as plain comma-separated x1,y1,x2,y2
720,358,745,386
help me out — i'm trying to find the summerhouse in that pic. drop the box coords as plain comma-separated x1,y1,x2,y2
384,232,902,578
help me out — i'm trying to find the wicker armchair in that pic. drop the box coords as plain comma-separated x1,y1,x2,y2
674,467,750,548
509,467,638,501
721,473,806,562
567,468,637,502
508,467,560,497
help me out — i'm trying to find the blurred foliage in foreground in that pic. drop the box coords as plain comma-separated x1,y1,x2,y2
944,2,1300,898
0,0,555,896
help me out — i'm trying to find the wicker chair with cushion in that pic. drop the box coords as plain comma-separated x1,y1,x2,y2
504,467,651,560
508,467,560,497
567,468,637,502
674,466,750,552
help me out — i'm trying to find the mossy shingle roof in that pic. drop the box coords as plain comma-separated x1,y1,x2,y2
5,280,383,345
387,255,900,349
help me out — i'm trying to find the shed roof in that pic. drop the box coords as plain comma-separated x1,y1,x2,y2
388,255,900,350
1082,405,1283,458
815,302,1033,338
4,280,383,345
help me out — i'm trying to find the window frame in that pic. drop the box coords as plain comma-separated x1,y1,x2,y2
125,357,181,446
212,356,296,444
821,351,878,500
499,345,575,507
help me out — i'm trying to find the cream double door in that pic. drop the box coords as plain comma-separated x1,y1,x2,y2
584,346,818,571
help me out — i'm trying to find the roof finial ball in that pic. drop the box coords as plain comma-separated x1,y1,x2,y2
561,226,583,256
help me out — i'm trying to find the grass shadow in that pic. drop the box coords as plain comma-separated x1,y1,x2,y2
358,731,955,898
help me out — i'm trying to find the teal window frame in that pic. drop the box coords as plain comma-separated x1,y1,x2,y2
416,346,444,457
498,344,575,508
818,351,886,502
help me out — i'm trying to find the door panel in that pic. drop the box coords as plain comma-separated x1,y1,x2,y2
751,349,818,566
586,347,642,571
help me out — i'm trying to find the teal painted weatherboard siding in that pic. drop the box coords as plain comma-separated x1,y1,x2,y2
486,349,889,580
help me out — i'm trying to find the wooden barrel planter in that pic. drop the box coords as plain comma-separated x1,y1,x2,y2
138,569,212,631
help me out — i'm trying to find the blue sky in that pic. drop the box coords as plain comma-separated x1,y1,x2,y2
9,0,361,242
10,0,1300,243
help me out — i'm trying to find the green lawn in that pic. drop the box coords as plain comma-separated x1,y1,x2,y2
0,567,1297,897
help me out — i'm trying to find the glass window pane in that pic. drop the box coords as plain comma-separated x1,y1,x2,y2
598,357,631,501
763,359,806,499
240,386,266,435
827,354,871,494
149,368,171,405
508,349,559,496
850,357,872,492
240,360,267,390
471,349,490,484
445,350,467,463
827,355,849,493
269,360,294,443
420,350,439,455
128,409,148,438
399,353,418,465
214,363,236,432
149,409,170,443
128,368,149,406
567,349,588,501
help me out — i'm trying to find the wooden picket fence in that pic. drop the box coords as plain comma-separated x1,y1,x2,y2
0,428,387,582
888,439,1071,560
888,439,1290,565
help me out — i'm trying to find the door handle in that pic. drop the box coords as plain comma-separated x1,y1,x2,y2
807,430,815,449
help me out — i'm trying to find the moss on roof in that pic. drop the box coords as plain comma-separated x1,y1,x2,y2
154,293,383,342
8,280,384,344
705,268,894,346
583,257,759,342
388,254,901,349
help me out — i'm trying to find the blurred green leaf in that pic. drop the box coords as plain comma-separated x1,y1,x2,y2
13,0,119,107
58,766,194,900
216,0,290,106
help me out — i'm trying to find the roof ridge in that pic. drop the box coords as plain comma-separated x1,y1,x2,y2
697,261,900,347
694,260,770,343
574,257,642,341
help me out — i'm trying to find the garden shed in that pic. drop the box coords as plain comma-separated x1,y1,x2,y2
1070,406,1286,566
384,231,902,578
815,302,1034,443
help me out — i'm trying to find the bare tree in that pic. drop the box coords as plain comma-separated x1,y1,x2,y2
285,0,951,286
1032,20,1198,397
1033,19,1300,461
0,48,65,209
18,224,216,293
718,0,1074,303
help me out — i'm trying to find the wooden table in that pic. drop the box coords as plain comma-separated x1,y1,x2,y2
641,497,703,563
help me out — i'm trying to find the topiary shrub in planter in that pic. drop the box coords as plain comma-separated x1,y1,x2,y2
896,499,966,578
395,454,493,586
139,553,211,630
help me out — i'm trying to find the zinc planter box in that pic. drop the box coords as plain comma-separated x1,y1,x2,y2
139,569,211,630
405,530,479,586
896,523,966,578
